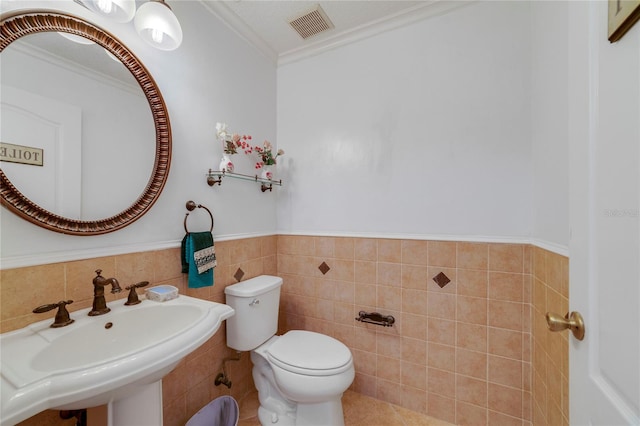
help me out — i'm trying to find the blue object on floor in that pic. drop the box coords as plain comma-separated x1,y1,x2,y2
186,395,239,426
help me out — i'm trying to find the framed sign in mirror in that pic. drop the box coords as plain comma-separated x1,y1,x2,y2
0,11,172,235
608,0,640,42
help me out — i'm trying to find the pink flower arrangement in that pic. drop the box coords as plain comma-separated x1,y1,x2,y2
253,140,284,170
216,122,253,155
216,123,285,177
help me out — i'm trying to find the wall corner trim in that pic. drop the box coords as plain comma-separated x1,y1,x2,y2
1,232,568,270
0,232,278,270
530,238,569,257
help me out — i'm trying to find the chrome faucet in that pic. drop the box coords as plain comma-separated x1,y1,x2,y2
89,269,122,316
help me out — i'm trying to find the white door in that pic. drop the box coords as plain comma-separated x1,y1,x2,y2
568,1,640,425
0,85,82,218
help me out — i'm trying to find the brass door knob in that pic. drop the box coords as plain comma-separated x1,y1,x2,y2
546,311,585,341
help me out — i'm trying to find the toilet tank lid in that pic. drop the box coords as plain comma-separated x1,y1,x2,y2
224,275,283,297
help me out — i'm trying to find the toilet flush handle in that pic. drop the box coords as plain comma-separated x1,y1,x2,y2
250,298,260,307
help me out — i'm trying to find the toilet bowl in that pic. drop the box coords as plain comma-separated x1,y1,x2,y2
224,276,355,426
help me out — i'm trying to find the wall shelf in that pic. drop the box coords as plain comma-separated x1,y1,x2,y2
206,169,283,192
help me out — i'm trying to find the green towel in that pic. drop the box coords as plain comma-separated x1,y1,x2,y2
181,232,214,288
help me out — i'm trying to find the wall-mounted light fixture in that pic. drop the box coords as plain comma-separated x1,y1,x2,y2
134,0,183,51
85,0,136,23
83,0,183,50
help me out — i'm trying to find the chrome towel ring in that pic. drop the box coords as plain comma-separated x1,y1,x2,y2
184,200,214,233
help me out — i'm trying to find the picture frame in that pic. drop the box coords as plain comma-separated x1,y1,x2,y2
608,0,640,42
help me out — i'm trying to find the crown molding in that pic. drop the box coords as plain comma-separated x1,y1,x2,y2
200,0,474,67
278,1,474,66
200,0,279,65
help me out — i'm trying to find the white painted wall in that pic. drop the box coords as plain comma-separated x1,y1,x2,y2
0,1,277,267
530,1,570,253
276,1,533,241
1,0,575,267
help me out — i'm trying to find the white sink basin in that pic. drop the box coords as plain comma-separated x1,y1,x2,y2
1,294,234,425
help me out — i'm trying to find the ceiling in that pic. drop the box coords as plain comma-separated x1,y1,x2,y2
9,1,471,78
202,0,470,65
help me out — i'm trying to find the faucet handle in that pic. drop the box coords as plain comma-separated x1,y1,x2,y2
33,300,75,328
93,269,104,285
124,281,149,306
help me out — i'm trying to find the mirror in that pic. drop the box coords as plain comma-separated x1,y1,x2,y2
2,32,155,221
0,11,171,235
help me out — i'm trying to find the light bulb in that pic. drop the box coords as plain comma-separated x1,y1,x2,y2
151,28,164,44
97,0,113,14
85,0,136,23
134,0,182,51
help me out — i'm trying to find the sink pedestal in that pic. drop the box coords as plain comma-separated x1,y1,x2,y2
109,380,163,426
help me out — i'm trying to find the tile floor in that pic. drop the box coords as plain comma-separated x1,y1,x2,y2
237,390,454,426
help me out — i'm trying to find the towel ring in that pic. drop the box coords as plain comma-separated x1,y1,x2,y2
184,201,214,233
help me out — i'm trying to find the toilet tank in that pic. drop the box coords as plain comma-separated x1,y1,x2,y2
224,275,283,351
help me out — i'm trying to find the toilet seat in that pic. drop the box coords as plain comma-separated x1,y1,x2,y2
266,331,353,377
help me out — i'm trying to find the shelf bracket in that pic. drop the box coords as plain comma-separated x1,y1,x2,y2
207,173,222,187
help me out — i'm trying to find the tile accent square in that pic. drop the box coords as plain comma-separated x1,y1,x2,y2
318,261,331,275
433,272,451,288
234,268,245,282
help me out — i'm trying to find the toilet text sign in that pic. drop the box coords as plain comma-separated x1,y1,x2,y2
0,142,43,166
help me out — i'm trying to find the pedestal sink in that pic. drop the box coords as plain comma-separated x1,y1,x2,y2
0,294,234,425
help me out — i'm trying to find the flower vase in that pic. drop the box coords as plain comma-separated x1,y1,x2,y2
260,166,273,181
219,154,234,173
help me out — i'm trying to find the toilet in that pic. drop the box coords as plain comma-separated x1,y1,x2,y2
224,275,355,426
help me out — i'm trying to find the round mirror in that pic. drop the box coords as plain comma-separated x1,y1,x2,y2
0,11,171,235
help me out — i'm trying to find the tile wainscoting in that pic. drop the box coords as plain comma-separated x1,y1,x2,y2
0,235,567,426
276,236,568,426
531,246,569,426
2,236,276,426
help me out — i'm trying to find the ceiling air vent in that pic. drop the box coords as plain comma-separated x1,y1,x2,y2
288,5,334,40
